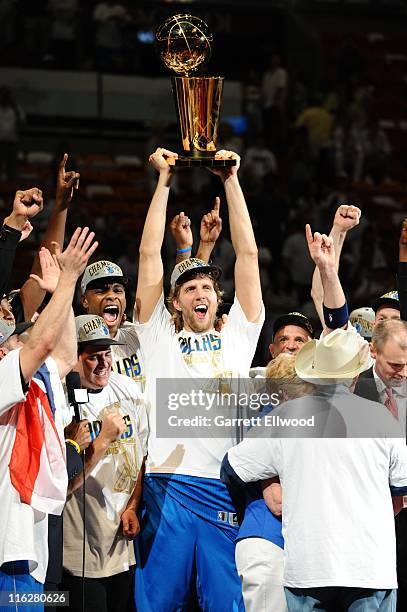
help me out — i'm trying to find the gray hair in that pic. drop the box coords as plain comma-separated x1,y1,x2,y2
372,319,407,352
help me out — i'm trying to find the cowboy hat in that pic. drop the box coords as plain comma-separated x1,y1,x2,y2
295,328,372,385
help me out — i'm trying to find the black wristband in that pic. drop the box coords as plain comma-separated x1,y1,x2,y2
323,303,349,329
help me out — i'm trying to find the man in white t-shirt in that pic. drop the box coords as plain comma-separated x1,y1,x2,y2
134,147,264,611
61,314,148,612
222,328,407,612
0,227,97,609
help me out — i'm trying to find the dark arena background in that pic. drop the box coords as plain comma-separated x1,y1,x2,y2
2,0,407,363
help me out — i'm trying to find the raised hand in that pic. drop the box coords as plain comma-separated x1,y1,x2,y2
209,150,240,182
29,247,61,294
332,204,361,233
148,147,178,175
170,211,193,250
19,221,33,242
200,197,222,245
56,153,80,206
54,227,98,280
3,188,44,231
306,224,336,271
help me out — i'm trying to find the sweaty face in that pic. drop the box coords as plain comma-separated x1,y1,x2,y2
269,325,311,358
82,283,126,337
77,346,113,389
374,307,400,325
173,276,219,333
372,338,407,389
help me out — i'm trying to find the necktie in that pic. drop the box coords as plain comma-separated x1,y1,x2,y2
384,387,398,420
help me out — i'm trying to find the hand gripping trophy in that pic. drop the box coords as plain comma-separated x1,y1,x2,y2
156,14,236,168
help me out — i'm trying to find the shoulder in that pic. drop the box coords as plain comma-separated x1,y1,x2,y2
115,322,140,343
223,297,265,329
357,366,374,380
109,371,143,395
0,347,21,376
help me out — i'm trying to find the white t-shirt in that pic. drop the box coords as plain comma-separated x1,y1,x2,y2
228,388,407,589
0,350,66,584
62,372,149,578
111,322,145,392
136,294,264,479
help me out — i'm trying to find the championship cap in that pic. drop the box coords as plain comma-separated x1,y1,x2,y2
272,312,314,340
75,315,125,346
80,261,128,294
349,307,375,339
170,258,221,289
0,318,15,345
371,291,399,314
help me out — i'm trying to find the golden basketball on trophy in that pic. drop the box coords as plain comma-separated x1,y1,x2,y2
156,14,236,167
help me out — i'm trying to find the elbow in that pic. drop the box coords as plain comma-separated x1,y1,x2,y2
310,286,319,303
240,248,259,261
32,333,56,360
62,352,78,378
139,245,156,259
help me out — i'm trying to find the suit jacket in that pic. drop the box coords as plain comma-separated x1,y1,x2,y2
354,366,381,403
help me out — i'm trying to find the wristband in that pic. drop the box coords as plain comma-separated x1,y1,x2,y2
65,438,81,454
176,246,192,254
323,303,349,329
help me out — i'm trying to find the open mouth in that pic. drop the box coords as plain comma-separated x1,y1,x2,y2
194,304,208,319
103,305,120,324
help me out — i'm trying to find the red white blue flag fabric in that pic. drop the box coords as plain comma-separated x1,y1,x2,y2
9,366,67,515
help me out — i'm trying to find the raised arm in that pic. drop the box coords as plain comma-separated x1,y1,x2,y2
19,227,98,382
311,204,360,325
135,148,177,323
19,154,80,320
1,188,43,297
29,247,77,379
196,196,222,263
211,151,262,322
306,224,347,333
170,211,193,264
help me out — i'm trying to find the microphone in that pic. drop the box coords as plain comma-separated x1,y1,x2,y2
66,371,87,423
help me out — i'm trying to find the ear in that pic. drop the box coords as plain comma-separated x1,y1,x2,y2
370,343,377,359
81,294,88,310
173,297,182,313
269,343,275,358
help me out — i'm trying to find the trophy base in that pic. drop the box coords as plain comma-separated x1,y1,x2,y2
175,156,237,168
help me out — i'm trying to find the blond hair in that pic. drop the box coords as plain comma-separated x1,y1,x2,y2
265,353,315,399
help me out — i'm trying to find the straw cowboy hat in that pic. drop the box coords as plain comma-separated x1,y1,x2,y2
295,328,372,384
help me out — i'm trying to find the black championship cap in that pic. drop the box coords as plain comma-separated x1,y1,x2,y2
272,312,314,340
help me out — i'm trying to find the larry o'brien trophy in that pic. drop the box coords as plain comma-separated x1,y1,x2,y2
156,14,235,168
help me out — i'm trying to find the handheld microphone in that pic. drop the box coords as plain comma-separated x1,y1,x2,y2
66,371,88,423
